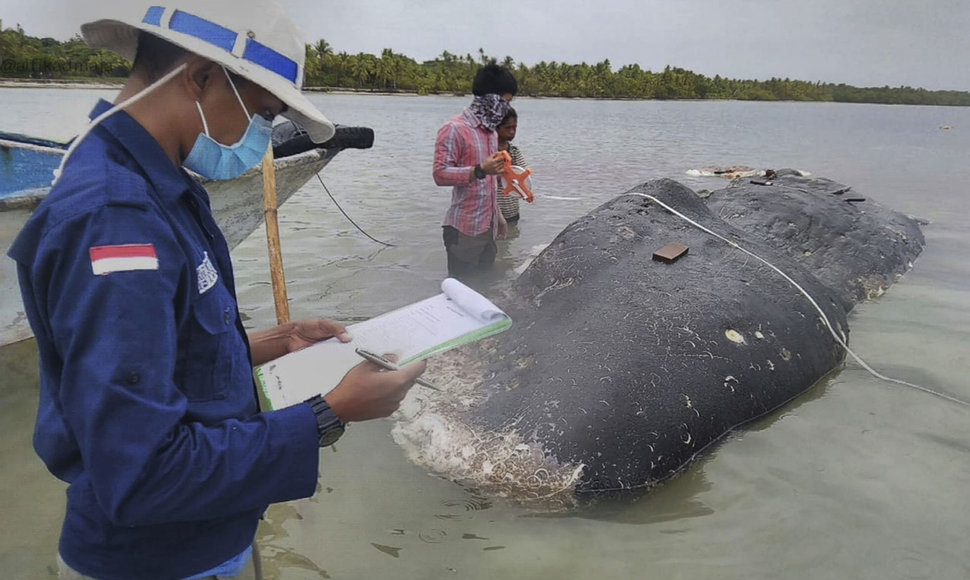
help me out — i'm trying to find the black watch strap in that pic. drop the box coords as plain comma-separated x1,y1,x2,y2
474,164,486,180
305,395,345,447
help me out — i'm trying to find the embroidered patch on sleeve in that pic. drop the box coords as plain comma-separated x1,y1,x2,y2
89,244,159,276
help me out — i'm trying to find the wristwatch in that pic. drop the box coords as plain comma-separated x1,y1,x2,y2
473,164,486,180
305,395,345,447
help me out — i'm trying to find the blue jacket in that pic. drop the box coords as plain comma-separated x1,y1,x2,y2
8,101,320,580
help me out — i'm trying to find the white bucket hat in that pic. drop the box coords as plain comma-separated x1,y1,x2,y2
80,0,335,143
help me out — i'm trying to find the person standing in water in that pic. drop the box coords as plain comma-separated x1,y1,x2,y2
496,107,528,226
433,63,518,279
7,1,425,578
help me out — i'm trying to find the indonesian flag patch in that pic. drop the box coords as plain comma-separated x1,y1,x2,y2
89,244,159,276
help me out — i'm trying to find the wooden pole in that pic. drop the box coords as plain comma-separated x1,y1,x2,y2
261,144,290,325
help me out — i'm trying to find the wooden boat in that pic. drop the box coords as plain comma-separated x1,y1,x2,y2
0,123,374,346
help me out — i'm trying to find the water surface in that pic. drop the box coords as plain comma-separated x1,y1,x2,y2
2,89,969,579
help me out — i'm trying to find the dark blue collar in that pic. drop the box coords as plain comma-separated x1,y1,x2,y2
89,99,199,204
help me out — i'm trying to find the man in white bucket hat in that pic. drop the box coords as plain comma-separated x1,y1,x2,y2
7,2,426,579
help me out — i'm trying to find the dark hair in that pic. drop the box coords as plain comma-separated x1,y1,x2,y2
131,31,188,82
472,63,517,96
131,31,253,91
500,106,517,125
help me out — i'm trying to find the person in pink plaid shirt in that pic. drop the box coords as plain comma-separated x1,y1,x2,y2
433,63,518,278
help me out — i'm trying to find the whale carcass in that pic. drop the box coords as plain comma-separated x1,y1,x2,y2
393,173,924,502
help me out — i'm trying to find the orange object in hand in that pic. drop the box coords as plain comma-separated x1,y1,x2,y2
498,150,534,203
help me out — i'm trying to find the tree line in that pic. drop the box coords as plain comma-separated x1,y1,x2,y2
3,24,968,107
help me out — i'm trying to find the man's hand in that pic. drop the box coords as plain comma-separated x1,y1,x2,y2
248,319,351,366
282,319,351,353
480,152,506,175
324,355,428,422
496,212,508,239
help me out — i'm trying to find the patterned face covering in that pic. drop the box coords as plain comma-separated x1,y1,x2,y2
469,94,511,131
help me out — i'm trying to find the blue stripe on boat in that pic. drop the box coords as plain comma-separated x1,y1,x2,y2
0,137,64,197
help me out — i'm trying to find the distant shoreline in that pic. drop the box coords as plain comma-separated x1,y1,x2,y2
0,78,123,90
0,79,425,96
0,80,676,102
0,80,804,103
1,78,963,107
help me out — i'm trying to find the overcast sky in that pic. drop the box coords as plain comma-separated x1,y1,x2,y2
3,0,967,91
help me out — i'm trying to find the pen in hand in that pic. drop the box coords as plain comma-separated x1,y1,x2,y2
355,348,441,391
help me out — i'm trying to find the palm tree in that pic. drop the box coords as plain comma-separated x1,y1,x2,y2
350,53,375,88
304,44,321,81
377,48,395,89
315,39,333,58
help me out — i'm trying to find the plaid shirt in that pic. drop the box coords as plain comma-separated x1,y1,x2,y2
433,108,499,236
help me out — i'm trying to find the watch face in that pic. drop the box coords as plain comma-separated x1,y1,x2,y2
318,425,345,447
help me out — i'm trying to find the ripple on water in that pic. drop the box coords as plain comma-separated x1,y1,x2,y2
417,528,447,543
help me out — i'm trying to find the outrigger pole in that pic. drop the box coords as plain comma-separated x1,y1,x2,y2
261,145,291,325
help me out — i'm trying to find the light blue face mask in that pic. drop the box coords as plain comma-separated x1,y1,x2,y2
183,67,273,181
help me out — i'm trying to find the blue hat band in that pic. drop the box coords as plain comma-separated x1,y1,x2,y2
142,6,299,84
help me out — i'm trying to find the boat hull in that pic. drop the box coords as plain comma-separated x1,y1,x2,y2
1,147,338,346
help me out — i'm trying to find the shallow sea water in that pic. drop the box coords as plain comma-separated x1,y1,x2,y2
1,89,969,579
